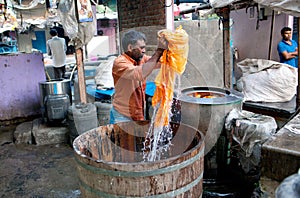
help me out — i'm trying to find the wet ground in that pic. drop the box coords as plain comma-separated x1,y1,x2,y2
0,124,80,198
0,123,280,198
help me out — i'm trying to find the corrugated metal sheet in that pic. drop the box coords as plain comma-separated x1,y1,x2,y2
210,0,300,17
175,0,208,3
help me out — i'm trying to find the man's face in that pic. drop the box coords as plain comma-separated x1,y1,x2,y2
130,39,146,62
282,30,292,41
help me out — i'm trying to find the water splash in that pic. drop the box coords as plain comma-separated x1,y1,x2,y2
143,73,182,162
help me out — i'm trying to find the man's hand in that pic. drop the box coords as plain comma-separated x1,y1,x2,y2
157,36,168,51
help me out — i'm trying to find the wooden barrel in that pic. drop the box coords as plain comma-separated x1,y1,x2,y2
73,121,205,197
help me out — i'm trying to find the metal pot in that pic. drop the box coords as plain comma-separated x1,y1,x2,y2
39,79,72,107
176,86,244,155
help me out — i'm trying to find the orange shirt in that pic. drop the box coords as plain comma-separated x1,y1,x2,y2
112,53,151,120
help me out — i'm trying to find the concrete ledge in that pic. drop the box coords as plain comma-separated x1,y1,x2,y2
261,113,300,181
14,121,33,144
32,119,69,146
13,118,69,146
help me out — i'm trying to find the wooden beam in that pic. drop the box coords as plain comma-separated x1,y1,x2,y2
229,1,257,11
268,10,275,60
75,48,87,104
297,18,300,107
219,7,232,89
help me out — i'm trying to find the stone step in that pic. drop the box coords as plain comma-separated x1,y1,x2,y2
14,118,69,146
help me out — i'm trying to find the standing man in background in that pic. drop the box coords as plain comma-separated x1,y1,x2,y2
277,27,298,68
47,29,67,79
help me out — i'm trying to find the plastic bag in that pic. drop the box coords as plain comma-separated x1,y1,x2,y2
225,108,277,173
57,0,96,48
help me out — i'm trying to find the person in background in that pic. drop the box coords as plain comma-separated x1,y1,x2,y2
110,30,167,124
47,29,67,79
277,27,298,68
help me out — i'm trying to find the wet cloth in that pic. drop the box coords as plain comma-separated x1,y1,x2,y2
152,26,189,126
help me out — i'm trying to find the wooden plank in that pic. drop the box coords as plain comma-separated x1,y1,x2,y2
220,7,232,89
75,48,87,104
268,10,275,60
297,18,300,107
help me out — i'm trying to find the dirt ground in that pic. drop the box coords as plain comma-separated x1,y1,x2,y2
0,123,280,198
0,124,80,198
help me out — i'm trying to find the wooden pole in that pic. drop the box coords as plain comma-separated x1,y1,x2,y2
297,18,300,107
268,10,275,60
75,48,87,104
221,7,232,89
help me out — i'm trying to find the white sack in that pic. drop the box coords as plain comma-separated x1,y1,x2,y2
236,58,297,102
94,56,116,90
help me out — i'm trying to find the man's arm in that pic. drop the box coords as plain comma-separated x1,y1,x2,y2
46,41,51,56
281,49,298,60
142,49,163,78
279,40,298,60
142,37,168,78
62,38,67,53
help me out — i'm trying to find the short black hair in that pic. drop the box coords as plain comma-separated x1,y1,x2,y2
121,30,146,52
281,27,292,35
50,29,58,36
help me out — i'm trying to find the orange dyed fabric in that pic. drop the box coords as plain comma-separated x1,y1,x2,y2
152,26,189,126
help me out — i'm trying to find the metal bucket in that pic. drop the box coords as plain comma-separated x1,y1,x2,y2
39,79,72,106
177,86,243,155
73,121,205,197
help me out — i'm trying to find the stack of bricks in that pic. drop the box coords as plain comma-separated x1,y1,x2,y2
117,0,166,46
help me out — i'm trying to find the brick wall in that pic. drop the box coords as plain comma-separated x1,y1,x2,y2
117,0,166,52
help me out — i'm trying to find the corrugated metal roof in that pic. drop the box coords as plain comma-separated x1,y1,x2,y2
175,0,208,3
210,0,300,17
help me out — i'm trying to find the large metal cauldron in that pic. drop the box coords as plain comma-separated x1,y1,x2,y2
177,86,243,155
